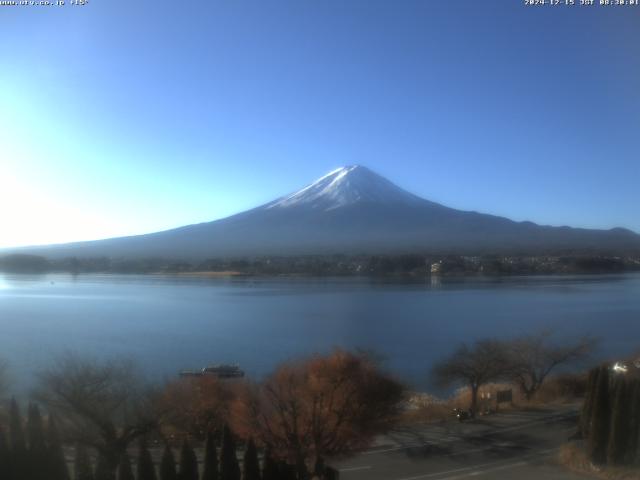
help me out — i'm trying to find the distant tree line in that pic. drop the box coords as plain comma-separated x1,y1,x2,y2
1,253,639,276
0,254,51,273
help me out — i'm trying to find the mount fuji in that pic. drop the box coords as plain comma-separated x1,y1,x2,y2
12,165,640,259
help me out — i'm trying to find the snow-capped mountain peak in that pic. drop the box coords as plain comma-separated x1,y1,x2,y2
265,165,422,211
10,165,640,259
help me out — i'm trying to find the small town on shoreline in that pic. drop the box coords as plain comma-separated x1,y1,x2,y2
1,253,640,277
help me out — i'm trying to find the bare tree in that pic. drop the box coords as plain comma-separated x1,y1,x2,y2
506,331,595,400
232,349,405,479
432,339,510,416
34,354,161,478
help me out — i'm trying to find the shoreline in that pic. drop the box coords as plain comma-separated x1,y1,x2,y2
1,270,640,281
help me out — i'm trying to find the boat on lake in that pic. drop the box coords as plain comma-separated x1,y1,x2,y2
179,363,245,379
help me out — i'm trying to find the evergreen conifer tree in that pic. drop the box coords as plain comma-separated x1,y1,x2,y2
242,438,261,480
313,456,326,478
9,398,27,480
0,429,10,480
94,453,115,480
27,403,48,480
117,453,135,480
323,466,339,480
74,444,95,480
178,439,198,480
261,446,279,480
607,379,631,465
220,425,240,480
625,379,640,465
277,461,296,480
202,432,219,480
137,440,158,480
159,445,178,480
27,403,47,452
588,364,611,464
580,368,599,437
47,414,71,480
9,398,26,451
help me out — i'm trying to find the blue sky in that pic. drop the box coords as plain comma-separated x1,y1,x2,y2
1,0,639,247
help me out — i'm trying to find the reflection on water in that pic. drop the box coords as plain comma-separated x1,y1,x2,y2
0,272,639,394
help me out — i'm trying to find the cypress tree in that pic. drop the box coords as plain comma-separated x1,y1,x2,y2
580,368,599,437
261,446,279,480
313,456,325,478
137,440,158,480
117,453,135,480
28,403,48,480
588,364,611,464
277,461,296,480
220,425,240,480
202,432,219,480
74,444,95,480
27,403,47,452
242,438,261,480
625,379,640,465
159,445,177,480
607,379,631,465
8,398,27,480
178,439,198,480
47,414,71,480
95,452,115,480
9,398,26,451
323,466,340,480
0,429,9,480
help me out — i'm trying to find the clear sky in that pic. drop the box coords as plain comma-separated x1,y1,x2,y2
1,0,639,248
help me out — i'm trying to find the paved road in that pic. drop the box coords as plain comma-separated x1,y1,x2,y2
334,406,589,480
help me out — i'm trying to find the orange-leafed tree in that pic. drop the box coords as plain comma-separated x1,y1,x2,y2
160,376,236,440
231,349,405,479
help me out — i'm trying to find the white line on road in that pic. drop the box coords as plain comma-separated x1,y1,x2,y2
492,414,575,434
492,412,547,419
454,461,528,479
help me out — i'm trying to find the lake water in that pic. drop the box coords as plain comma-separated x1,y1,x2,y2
1,273,639,394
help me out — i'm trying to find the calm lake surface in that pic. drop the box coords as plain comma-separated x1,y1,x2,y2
1,273,639,393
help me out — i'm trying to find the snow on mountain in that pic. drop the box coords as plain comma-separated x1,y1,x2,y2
264,165,423,211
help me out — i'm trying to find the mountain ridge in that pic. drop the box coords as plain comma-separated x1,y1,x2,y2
5,165,640,259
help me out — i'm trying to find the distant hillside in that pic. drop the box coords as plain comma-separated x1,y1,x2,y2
6,166,640,259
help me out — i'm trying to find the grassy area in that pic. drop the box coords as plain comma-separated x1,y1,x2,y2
559,443,640,480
